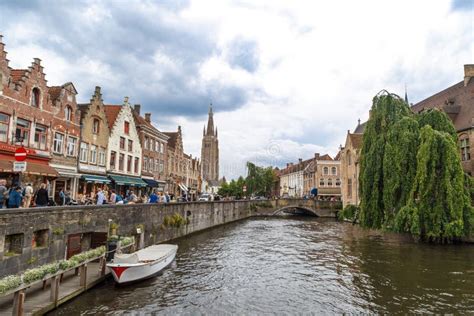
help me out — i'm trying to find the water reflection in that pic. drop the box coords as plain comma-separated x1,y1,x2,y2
50,217,474,315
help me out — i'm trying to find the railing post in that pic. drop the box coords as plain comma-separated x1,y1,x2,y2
50,275,60,305
98,256,106,276
12,290,25,316
79,263,88,288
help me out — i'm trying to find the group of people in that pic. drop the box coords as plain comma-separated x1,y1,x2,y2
93,188,171,205
0,180,50,209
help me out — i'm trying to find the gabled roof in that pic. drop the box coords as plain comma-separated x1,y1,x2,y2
334,151,341,161
349,133,363,149
10,69,27,83
104,105,122,130
354,121,366,134
163,132,178,149
318,154,333,161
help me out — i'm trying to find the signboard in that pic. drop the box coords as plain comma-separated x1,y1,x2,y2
15,147,27,162
13,161,27,172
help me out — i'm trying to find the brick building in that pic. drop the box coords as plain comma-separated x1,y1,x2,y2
132,105,169,193
186,153,201,200
303,153,342,200
77,86,111,198
164,126,187,198
411,64,474,176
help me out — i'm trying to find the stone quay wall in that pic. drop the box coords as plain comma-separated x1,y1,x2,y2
0,199,340,277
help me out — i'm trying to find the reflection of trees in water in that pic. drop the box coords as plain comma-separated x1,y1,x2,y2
341,223,474,314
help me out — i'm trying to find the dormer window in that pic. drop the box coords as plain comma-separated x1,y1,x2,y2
65,105,73,121
31,88,40,107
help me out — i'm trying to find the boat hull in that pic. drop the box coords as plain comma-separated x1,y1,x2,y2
108,247,177,284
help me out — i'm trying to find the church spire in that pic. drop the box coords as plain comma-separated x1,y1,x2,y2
404,83,409,105
206,103,215,136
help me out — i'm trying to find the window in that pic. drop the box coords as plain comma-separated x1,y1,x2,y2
347,179,353,198
90,145,97,164
134,157,139,173
65,105,73,121
31,88,40,107
128,140,133,152
143,157,148,171
53,132,64,153
153,140,156,152
328,178,333,186
461,138,470,161
159,161,164,173
160,142,164,153
124,121,130,134
336,178,341,186
155,159,160,172
323,167,329,175
120,137,125,150
4,233,23,256
347,151,352,165
93,119,100,134
0,113,9,142
119,153,124,171
149,158,154,172
98,148,106,166
144,136,149,149
67,136,77,156
80,143,88,162
15,118,30,146
32,229,49,249
34,124,47,150
127,155,132,172
110,151,116,169
331,167,337,175
319,178,324,187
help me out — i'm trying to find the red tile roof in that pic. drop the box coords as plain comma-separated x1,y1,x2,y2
103,105,122,130
10,69,27,83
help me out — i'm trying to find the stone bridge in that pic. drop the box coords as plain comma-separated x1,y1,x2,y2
0,199,341,277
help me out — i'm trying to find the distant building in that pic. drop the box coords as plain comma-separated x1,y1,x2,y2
164,126,188,198
201,104,219,182
411,64,474,176
303,153,341,200
279,158,312,197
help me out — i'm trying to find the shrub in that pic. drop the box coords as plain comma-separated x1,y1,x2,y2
0,275,22,294
338,205,359,221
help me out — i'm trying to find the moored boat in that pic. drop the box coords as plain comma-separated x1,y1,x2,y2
107,244,178,284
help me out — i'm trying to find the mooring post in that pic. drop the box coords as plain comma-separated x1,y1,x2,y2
98,256,106,276
12,290,25,316
79,264,88,288
50,275,60,305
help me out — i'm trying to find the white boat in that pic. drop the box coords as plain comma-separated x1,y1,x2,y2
107,244,178,284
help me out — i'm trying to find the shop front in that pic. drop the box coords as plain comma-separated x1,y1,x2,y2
108,174,148,197
50,164,81,203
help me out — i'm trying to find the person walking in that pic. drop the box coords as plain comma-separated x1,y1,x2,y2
149,190,158,203
96,189,105,205
23,183,33,208
58,188,66,206
0,180,7,209
8,187,23,208
35,183,49,207
109,189,117,205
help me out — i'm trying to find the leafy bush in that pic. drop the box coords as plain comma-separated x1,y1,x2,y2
163,213,187,228
0,275,22,295
120,236,135,247
338,205,359,221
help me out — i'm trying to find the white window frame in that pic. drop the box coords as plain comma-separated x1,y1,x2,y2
53,132,64,154
98,147,106,166
80,143,88,162
90,145,97,164
66,136,77,157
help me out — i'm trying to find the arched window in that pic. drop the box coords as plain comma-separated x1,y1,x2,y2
336,178,341,186
65,105,73,121
31,87,41,107
93,118,100,134
323,167,328,175
328,178,333,186
331,167,337,175
319,178,324,186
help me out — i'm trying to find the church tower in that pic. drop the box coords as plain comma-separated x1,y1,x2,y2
201,104,219,182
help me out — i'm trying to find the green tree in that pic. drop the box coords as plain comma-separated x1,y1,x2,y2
359,91,411,228
417,109,457,141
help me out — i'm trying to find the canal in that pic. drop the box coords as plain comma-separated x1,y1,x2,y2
50,217,474,314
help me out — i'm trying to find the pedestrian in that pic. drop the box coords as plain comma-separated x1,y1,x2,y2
128,190,137,204
58,188,66,206
149,189,158,203
109,189,117,205
35,183,49,207
96,189,105,205
0,179,7,209
8,186,23,208
23,183,33,208
115,192,124,204
165,192,170,203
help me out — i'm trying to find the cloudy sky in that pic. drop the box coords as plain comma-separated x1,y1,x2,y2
1,0,472,179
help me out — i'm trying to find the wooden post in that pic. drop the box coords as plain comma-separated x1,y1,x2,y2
50,276,60,305
79,264,88,288
139,232,145,250
98,256,106,276
12,290,25,316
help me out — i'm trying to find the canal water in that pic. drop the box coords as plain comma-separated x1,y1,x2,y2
51,217,474,314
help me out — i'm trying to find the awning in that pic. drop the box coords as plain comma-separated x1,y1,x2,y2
0,160,58,177
142,178,159,187
82,175,111,184
108,174,147,187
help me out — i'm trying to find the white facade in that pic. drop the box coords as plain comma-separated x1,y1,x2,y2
280,169,304,197
106,101,142,176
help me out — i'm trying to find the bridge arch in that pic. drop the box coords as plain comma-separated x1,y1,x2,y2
272,206,320,217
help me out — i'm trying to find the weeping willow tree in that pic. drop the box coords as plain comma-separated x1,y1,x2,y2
417,109,458,141
394,126,471,242
382,117,420,228
358,91,411,228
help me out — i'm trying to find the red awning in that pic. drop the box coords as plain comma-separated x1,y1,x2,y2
0,160,58,177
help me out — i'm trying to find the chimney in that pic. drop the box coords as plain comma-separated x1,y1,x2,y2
298,158,303,163
314,153,320,159
145,112,151,122
286,163,290,168
134,104,141,115
33,58,41,65
464,64,474,86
